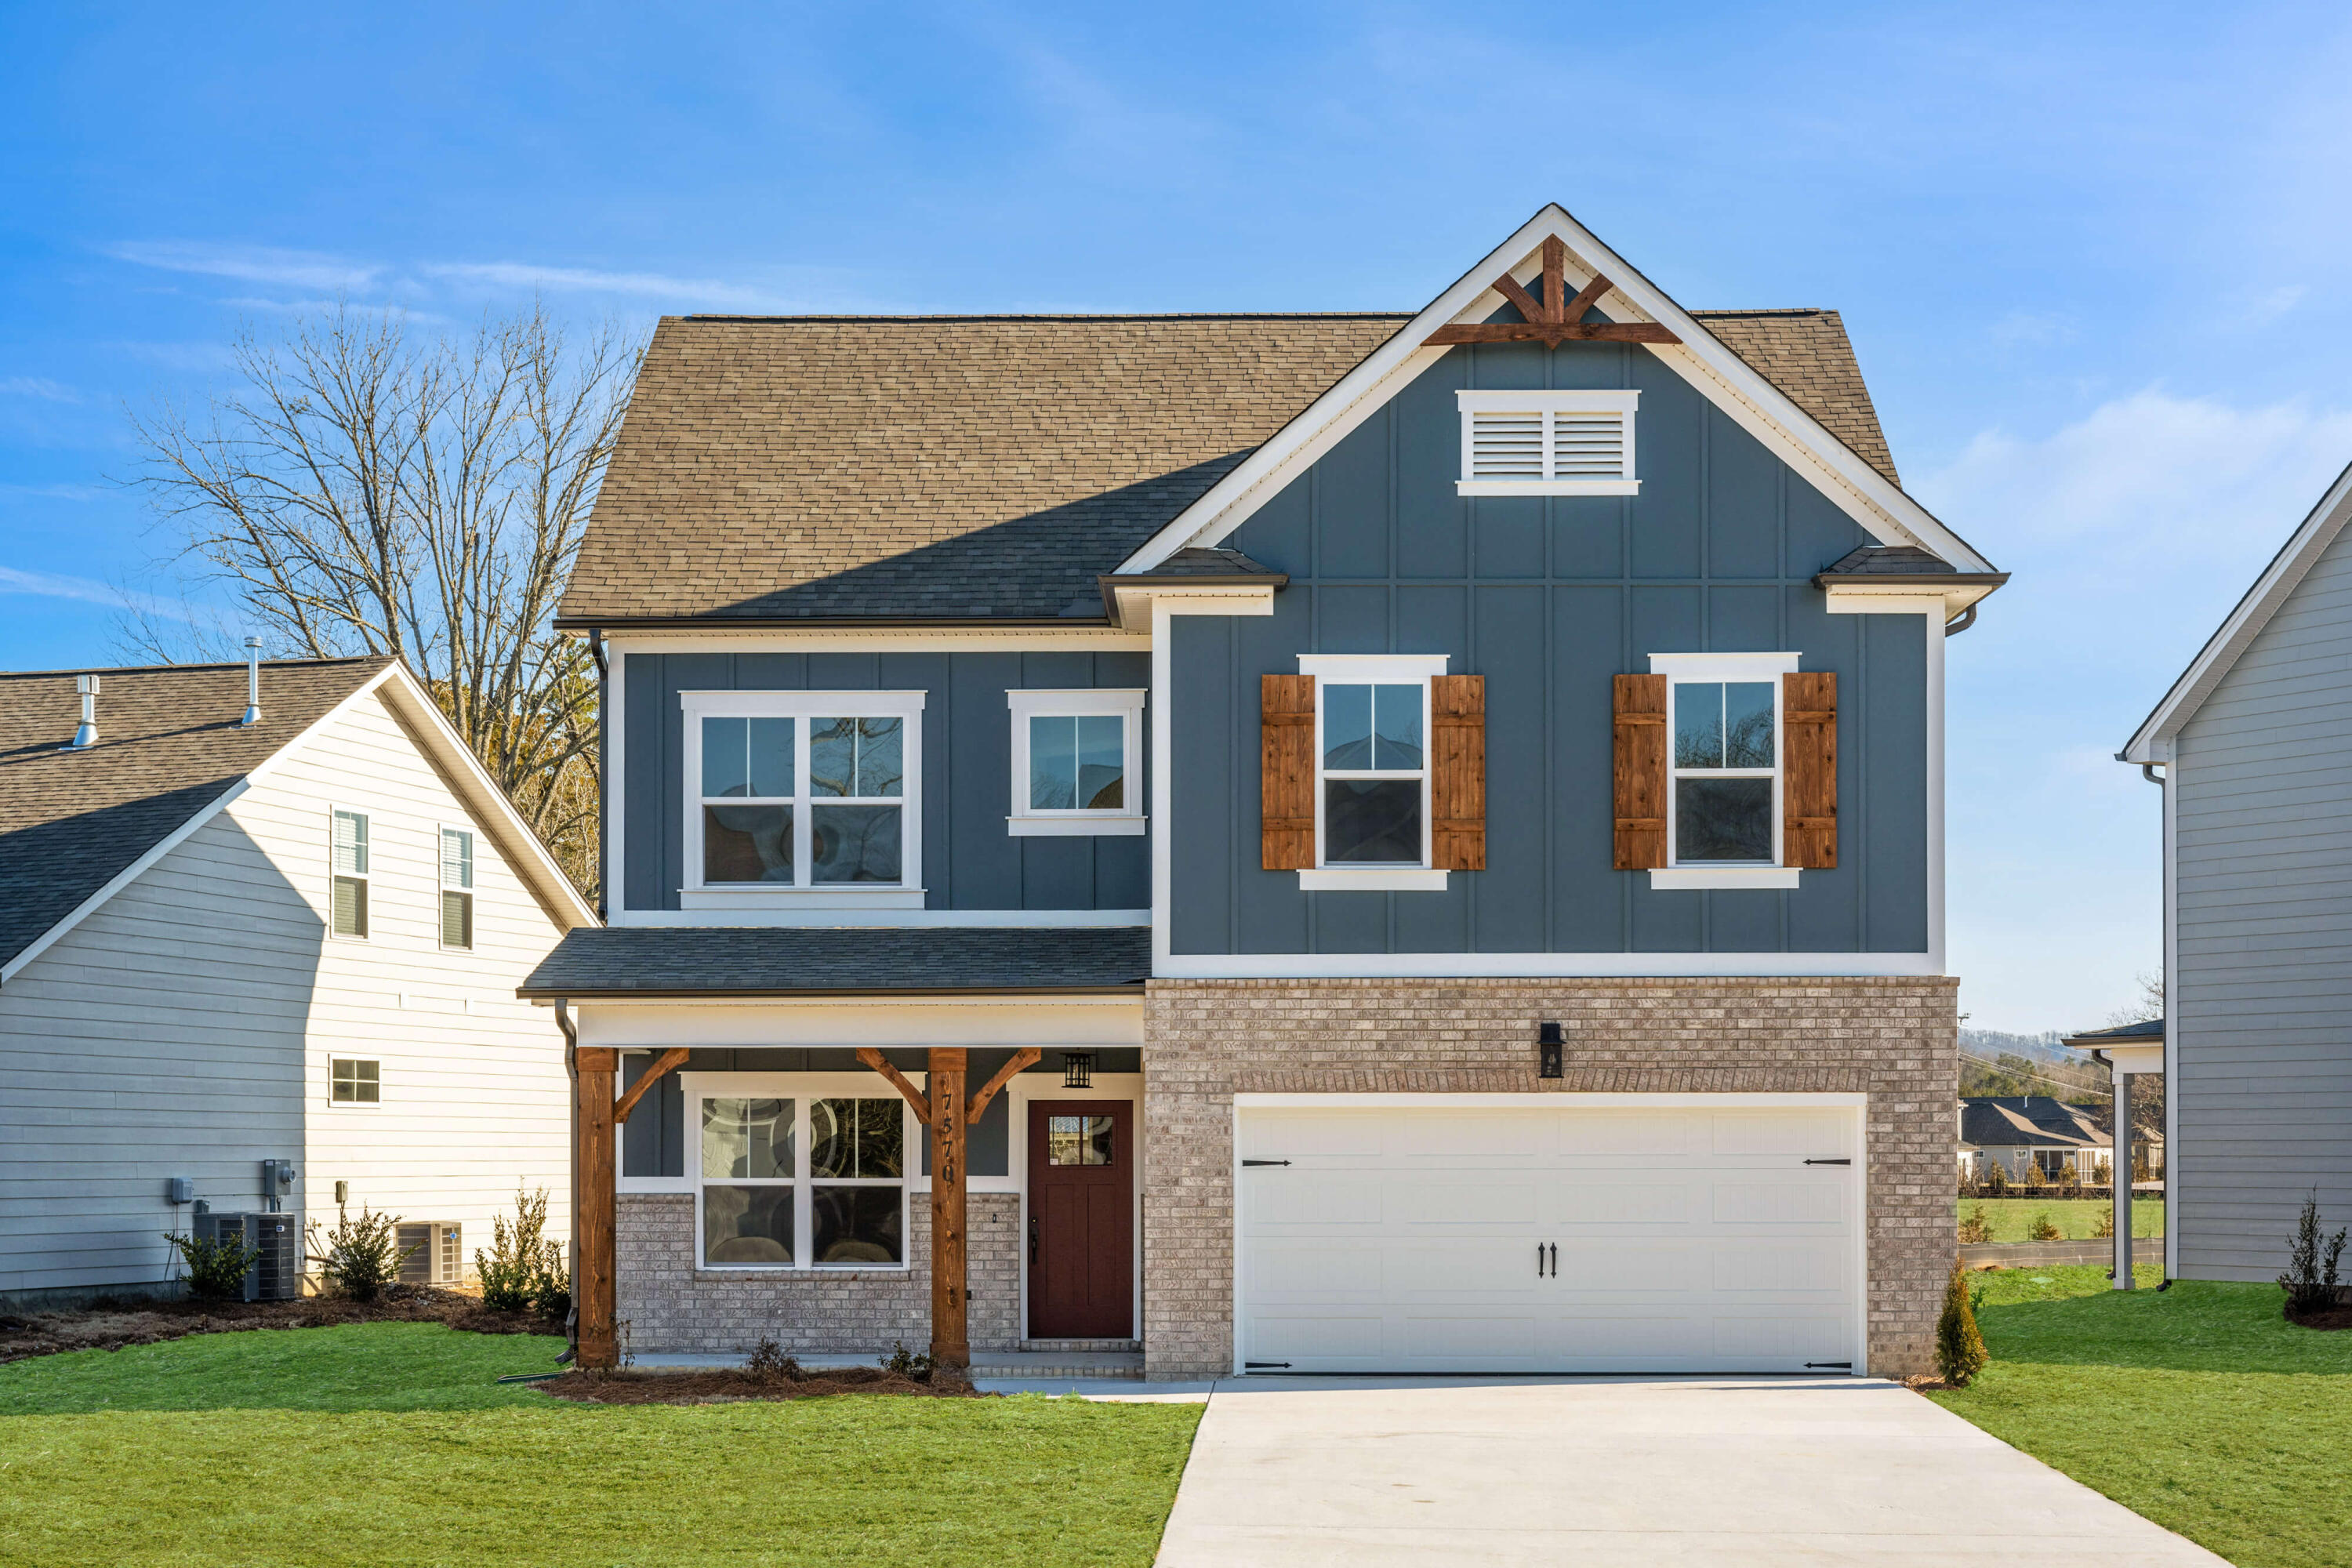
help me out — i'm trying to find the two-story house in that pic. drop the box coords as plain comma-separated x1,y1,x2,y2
525,205,2003,1380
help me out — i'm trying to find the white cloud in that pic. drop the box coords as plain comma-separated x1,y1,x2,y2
0,376,79,403
0,565,199,623
0,482,104,502
419,261,806,312
106,241,385,292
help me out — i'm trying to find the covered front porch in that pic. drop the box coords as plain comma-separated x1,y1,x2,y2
2061,1018,2167,1290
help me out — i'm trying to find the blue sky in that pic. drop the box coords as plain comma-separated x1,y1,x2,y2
6,2,2351,1029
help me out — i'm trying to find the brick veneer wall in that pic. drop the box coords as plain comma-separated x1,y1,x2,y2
616,1192,1021,1356
1142,976,1957,1380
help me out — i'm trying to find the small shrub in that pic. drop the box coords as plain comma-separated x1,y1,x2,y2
163,1229,257,1302
2279,1189,2348,1316
2091,1155,2111,1188
477,1185,566,1315
878,1341,935,1380
746,1337,804,1380
2027,1211,2061,1243
1936,1261,1989,1387
1957,1204,1992,1245
1984,1163,2009,1197
2023,1159,2047,1190
2092,1203,2116,1240
307,1203,412,1302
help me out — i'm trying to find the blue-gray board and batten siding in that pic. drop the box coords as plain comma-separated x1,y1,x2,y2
1170,335,1932,956
621,652,1150,913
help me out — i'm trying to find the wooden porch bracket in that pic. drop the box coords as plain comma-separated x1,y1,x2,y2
854,1047,934,1124
613,1047,690,1125
966,1047,1042,1123
1426,237,1681,349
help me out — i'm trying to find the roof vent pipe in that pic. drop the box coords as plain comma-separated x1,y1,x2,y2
60,674,100,751
240,636,263,727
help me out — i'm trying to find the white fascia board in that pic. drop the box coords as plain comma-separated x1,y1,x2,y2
374,663,599,931
2122,456,2352,764
1118,202,1997,578
1156,950,1941,978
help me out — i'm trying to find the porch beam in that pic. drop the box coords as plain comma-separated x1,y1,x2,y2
613,1047,689,1125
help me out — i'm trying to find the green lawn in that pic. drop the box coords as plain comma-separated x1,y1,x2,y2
0,1323,1203,1567
1929,1265,2352,1568
1958,1196,2165,1242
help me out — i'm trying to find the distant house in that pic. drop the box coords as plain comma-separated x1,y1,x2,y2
1956,1094,2156,1183
0,655,596,1309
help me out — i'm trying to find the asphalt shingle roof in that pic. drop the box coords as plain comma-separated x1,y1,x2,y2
561,307,1905,627
0,658,390,972
518,924,1152,998
1958,1095,2129,1149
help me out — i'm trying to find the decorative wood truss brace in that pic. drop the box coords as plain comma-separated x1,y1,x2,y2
1425,236,1682,349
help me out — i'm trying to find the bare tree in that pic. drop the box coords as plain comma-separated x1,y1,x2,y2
126,301,638,896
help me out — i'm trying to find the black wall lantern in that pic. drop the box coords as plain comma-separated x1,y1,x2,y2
1062,1051,1094,1090
1537,1022,1564,1079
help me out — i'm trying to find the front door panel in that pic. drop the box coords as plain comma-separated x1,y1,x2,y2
1028,1099,1133,1338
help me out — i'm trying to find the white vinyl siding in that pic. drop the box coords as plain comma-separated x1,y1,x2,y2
0,687,572,1300
1457,390,1639,496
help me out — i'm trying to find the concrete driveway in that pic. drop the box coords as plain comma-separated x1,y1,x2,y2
1154,1376,2226,1566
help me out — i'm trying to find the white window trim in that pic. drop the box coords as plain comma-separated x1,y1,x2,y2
684,1072,917,1274
1456,389,1640,497
437,822,475,951
1298,654,1449,892
328,805,369,942
681,690,927,908
1006,688,1147,837
1647,652,1803,891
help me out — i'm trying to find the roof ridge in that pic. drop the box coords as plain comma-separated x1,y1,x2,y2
678,311,1420,324
0,654,393,681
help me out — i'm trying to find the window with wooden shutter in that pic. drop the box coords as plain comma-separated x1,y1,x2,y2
1458,390,1640,496
1431,675,1486,870
1260,674,1316,870
1781,672,1837,869
1612,674,1668,870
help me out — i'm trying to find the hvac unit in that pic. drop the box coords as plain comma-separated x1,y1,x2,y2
193,1210,303,1301
395,1221,465,1287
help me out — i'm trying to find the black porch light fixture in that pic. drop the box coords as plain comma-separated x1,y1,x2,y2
1537,1022,1564,1079
1062,1051,1094,1089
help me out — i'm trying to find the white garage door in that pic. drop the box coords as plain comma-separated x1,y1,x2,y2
1236,1098,1863,1375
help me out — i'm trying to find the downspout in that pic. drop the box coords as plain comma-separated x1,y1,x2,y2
2133,757,2171,1286
1943,604,1978,637
555,996,579,1363
588,630,608,924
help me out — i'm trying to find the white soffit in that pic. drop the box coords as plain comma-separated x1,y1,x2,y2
1116,202,1996,578
2122,457,2352,764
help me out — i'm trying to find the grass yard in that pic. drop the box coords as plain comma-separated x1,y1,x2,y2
0,1323,1203,1567
1929,1265,2352,1568
1958,1196,2165,1242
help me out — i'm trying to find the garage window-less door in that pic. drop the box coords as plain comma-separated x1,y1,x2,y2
1236,1098,1862,1375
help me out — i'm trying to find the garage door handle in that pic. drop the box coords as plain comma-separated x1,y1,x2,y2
1804,1158,1852,1166
1537,1243,1545,1277
1243,1160,1290,1167
1548,1242,1558,1277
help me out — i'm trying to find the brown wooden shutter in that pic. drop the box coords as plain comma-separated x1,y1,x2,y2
1782,671,1838,869
1261,674,1316,869
1431,675,1486,871
1612,673,1668,870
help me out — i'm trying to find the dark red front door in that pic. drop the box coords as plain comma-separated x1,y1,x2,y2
1027,1099,1134,1338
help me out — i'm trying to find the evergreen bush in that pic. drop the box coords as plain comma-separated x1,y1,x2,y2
1936,1261,1989,1387
2278,1189,2347,1316
162,1229,257,1302
476,1185,567,1315
307,1203,412,1301
1957,1204,1992,1245
2027,1211,2061,1243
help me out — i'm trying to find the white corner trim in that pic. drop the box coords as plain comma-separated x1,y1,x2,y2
1008,816,1147,837
1646,651,1804,677
1297,653,1451,680
2123,456,2352,762
1649,867,1802,891
1299,868,1450,892
1157,950,1943,978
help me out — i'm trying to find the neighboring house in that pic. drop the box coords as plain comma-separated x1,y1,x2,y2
1955,1094,2155,1183
2120,459,2352,1283
529,204,2005,1379
0,655,596,1308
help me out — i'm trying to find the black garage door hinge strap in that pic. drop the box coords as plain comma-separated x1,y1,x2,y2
1806,1361,1854,1369
1242,1159,1291,1167
1803,1158,1852,1166
1244,1361,1292,1369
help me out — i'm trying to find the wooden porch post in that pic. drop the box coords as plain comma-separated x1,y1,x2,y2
575,1047,619,1367
927,1047,969,1368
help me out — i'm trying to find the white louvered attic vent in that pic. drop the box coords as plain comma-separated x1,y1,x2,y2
1457,390,1641,496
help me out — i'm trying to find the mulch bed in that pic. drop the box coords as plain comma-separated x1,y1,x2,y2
2285,1301,2352,1331
538,1365,989,1405
0,1287,561,1366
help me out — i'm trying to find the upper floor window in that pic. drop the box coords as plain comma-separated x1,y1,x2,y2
1006,688,1146,837
1456,390,1639,496
1298,654,1450,891
1650,652,1802,887
682,691,925,900
330,809,368,938
439,827,474,949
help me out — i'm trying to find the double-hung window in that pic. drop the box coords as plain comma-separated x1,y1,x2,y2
1456,390,1640,495
330,809,368,938
1006,688,1146,835
1650,652,1801,889
1299,654,1449,891
683,691,925,904
697,1090,909,1269
439,827,474,949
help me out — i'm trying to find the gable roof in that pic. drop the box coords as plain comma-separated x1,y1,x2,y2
2122,458,2352,764
559,236,1928,628
1958,1095,2113,1149
0,656,594,983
